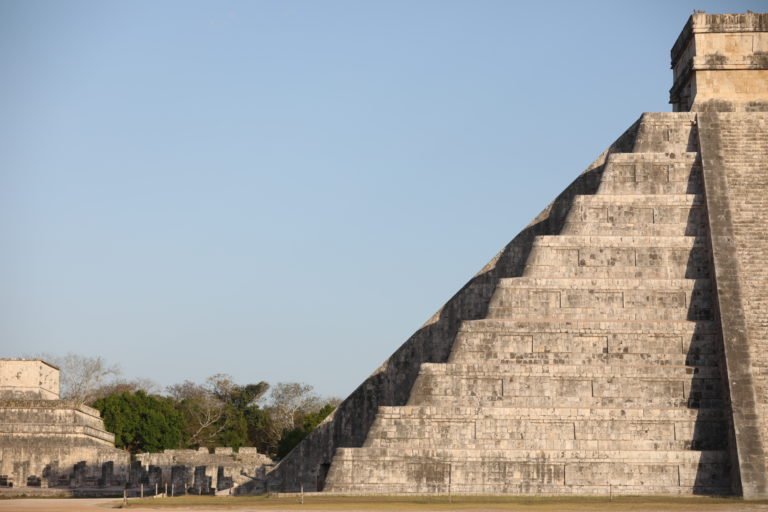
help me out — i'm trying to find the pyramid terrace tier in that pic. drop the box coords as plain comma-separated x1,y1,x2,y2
565,194,705,224
419,359,719,379
486,278,713,321
410,372,721,403
326,448,729,495
363,413,726,451
0,423,118,444
363,434,725,454
407,394,725,410
524,235,710,279
598,152,702,195
562,195,706,236
631,113,698,154
450,351,721,369
451,319,720,360
375,405,725,422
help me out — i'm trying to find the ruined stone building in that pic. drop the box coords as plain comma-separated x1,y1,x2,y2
0,359,130,489
135,447,272,495
0,360,272,495
266,12,768,498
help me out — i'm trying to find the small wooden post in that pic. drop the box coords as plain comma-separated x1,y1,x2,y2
171,483,175,497
123,489,127,506
165,482,168,497
140,483,144,499
300,483,304,504
155,483,158,496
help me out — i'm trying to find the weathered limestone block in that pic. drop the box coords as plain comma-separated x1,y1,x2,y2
671,13,768,111
600,157,703,194
699,111,768,499
0,360,59,400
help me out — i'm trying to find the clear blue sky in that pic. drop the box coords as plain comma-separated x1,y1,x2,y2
1,0,764,398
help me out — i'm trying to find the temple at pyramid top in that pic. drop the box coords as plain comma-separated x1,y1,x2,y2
670,12,768,111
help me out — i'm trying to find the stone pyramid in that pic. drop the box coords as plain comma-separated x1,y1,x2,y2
263,12,768,498
325,112,729,495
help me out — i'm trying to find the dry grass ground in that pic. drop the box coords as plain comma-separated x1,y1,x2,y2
3,495,768,512
119,495,768,511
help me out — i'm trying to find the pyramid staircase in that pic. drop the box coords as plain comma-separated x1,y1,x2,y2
323,113,733,495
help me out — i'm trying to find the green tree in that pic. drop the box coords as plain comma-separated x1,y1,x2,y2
93,390,182,453
167,374,269,450
245,406,279,456
276,403,336,459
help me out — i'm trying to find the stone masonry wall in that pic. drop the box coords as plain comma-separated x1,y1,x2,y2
0,400,129,488
670,13,768,112
0,360,59,400
698,111,768,499
136,447,272,494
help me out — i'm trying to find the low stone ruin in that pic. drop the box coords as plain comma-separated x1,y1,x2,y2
0,359,272,496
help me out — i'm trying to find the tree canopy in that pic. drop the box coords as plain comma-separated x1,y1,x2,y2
60,354,338,459
93,390,183,453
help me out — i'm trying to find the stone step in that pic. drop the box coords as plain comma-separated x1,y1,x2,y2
486,305,708,321
604,151,699,175
414,394,725,410
598,152,701,195
562,221,706,236
365,419,725,449
328,449,728,492
452,319,721,357
366,438,720,453
598,179,703,195
487,278,713,321
0,408,107,430
452,331,719,355
524,265,708,280
452,352,719,368
0,424,117,444
495,276,711,290
458,318,720,335
333,445,728,464
419,362,720,379
409,373,722,403
572,193,703,206
449,350,720,368
566,195,705,227
530,235,705,248
322,482,731,496
524,235,710,279
632,113,698,153
376,405,724,421
325,451,730,494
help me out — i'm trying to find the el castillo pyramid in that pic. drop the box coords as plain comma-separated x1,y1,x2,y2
264,12,768,498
